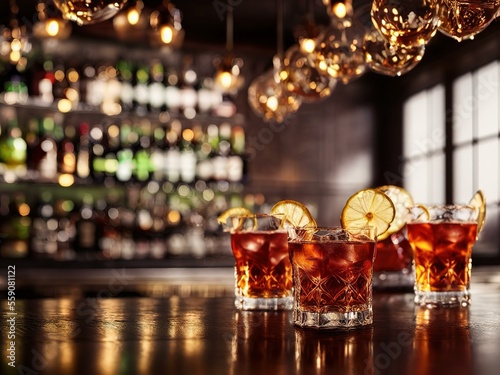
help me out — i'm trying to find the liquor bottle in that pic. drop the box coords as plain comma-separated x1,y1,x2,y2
133,62,150,114
116,58,135,112
164,120,181,183
179,63,198,117
116,120,135,183
74,194,99,258
208,123,227,181
228,125,245,182
52,60,69,100
148,59,166,112
81,63,96,108
132,120,152,182
57,123,77,175
38,57,55,105
103,122,120,181
66,65,81,108
89,122,107,182
53,198,76,260
195,125,214,181
164,68,181,112
76,122,91,180
99,192,122,259
31,192,56,257
0,116,27,176
32,117,58,180
87,64,106,108
150,124,167,181
101,64,122,116
0,193,30,258
134,190,153,258
25,117,40,173
2,67,28,104
179,127,197,183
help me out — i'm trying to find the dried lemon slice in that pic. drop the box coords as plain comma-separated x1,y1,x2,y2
375,185,414,241
409,204,430,222
469,190,486,234
340,188,395,240
270,199,317,228
216,207,252,225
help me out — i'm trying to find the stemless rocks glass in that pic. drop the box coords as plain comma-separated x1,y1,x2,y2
407,205,479,307
224,213,293,310
288,226,377,329
373,229,414,289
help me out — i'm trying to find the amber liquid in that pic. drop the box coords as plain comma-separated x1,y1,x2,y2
288,240,376,313
374,231,413,272
407,222,477,292
231,231,291,298
438,0,500,41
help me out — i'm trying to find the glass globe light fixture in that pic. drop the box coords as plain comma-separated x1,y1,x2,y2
294,0,324,54
149,1,184,48
213,2,244,95
363,27,425,77
371,0,440,48
248,57,302,123
314,20,366,85
282,44,336,102
33,1,72,40
214,56,244,95
52,0,128,26
322,0,354,28
113,0,148,42
438,0,500,42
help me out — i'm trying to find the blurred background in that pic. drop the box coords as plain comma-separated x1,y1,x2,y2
0,0,499,280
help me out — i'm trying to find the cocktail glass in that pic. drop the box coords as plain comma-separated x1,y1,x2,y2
407,205,478,306
223,213,293,310
288,226,377,329
373,229,414,289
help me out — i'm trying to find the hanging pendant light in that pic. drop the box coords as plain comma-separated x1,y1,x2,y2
247,0,302,123
314,1,366,85
248,56,302,123
371,0,440,48
149,0,184,48
113,1,149,41
282,44,337,102
438,0,500,42
322,0,354,27
294,0,323,54
214,2,244,95
52,0,128,26
33,1,72,40
363,27,425,77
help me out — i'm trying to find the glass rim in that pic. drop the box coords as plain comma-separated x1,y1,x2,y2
226,213,284,219
410,204,475,210
287,225,377,242
288,225,376,230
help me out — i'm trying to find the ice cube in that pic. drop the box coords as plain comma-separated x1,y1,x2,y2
237,233,266,252
269,233,289,266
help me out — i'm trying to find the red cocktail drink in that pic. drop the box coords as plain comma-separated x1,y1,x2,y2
226,214,292,310
231,231,291,299
288,227,376,329
407,205,479,306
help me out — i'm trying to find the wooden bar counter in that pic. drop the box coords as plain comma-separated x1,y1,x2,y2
1,266,500,375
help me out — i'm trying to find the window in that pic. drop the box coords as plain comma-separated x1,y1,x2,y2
403,62,500,258
402,84,445,204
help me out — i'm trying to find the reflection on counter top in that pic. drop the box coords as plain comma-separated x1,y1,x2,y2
1,267,500,375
